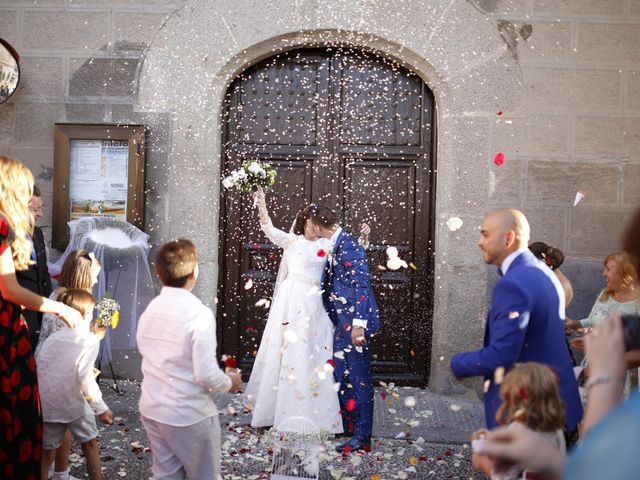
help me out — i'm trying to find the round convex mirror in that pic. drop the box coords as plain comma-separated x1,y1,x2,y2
0,38,20,105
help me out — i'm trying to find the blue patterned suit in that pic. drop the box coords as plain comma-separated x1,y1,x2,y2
451,250,583,431
322,229,380,441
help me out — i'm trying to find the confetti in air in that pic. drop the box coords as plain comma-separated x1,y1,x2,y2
493,152,505,166
385,246,408,270
244,278,253,290
446,216,463,232
574,191,585,206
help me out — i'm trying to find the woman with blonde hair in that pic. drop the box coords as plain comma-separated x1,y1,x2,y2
566,251,638,332
0,156,83,478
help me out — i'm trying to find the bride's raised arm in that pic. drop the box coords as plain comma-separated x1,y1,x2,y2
253,187,296,249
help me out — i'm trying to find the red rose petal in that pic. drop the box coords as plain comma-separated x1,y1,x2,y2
346,399,356,411
317,249,326,257
224,356,237,368
497,111,503,116
493,152,505,166
344,261,351,267
246,326,257,333
326,359,336,369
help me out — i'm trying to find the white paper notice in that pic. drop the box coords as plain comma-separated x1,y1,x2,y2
69,139,128,221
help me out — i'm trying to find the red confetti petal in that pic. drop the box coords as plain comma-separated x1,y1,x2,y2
246,326,257,333
359,294,366,302
493,152,505,166
497,110,503,116
317,249,326,257
327,359,336,368
224,356,237,368
346,399,356,411
344,261,351,267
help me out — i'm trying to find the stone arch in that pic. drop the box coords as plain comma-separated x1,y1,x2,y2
136,0,523,392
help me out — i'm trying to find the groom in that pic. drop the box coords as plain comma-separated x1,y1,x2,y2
311,206,380,453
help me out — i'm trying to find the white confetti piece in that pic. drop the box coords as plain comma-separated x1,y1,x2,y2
574,191,585,206
450,404,462,412
283,330,298,343
446,216,463,232
404,396,416,408
244,278,253,290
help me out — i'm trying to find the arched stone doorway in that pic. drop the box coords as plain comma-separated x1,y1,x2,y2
217,48,436,384
136,0,523,392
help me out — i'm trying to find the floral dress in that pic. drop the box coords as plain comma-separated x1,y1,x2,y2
0,215,42,479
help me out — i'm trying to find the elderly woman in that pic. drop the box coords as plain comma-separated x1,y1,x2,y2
566,251,638,333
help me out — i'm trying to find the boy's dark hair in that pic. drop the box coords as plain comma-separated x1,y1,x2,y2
309,205,339,228
155,239,197,288
56,287,96,316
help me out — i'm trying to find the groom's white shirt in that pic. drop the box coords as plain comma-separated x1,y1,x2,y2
329,226,368,330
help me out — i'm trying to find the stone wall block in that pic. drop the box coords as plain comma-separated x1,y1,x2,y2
627,71,640,112
522,68,621,112
16,102,65,146
114,12,170,49
492,115,569,157
64,104,107,122
526,161,619,206
488,158,523,205
16,57,64,99
522,207,568,251
632,0,640,16
577,23,640,65
623,164,640,206
575,116,640,157
570,208,629,255
69,57,139,98
0,10,18,45
0,102,17,145
23,11,109,51
447,50,523,114
439,117,491,209
533,0,625,15
517,21,572,63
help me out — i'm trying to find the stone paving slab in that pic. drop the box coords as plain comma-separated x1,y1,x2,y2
65,380,484,479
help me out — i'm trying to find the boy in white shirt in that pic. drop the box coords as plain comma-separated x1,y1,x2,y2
137,239,242,480
37,288,113,480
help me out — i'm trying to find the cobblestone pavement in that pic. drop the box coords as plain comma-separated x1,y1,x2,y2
66,379,485,479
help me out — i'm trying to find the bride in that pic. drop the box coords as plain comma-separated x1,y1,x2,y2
246,188,369,434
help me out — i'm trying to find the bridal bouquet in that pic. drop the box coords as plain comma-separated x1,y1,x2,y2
221,160,276,193
96,296,120,329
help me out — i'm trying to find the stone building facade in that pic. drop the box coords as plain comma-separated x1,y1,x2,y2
0,0,638,392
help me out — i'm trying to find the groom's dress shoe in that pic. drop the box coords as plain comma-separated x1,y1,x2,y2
336,437,371,453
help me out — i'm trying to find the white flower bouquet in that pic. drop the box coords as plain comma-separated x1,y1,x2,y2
96,296,120,329
222,160,276,193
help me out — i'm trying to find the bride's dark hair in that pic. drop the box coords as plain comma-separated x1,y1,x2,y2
293,204,319,235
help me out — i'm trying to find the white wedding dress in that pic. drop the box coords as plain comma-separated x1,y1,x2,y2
245,219,343,434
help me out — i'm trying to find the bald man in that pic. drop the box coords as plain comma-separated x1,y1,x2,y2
450,209,583,433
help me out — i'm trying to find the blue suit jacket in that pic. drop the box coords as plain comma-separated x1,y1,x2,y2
322,230,380,336
450,250,583,431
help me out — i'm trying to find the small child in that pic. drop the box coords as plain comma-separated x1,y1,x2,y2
37,288,113,480
137,239,242,479
472,362,566,480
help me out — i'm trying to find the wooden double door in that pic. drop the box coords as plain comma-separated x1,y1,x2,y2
218,48,436,385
